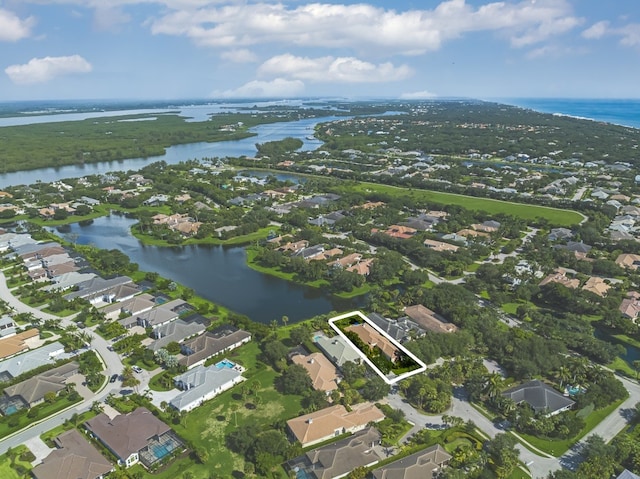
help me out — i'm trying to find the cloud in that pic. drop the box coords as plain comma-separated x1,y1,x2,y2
93,5,131,31
259,54,412,83
147,0,582,55
5,55,92,85
0,8,35,41
213,78,305,98
220,49,258,63
582,21,610,39
400,90,437,100
618,23,640,47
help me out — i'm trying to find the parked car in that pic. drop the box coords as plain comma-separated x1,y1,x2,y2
132,366,143,373
109,374,118,383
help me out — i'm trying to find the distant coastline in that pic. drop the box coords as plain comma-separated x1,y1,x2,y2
494,97,640,129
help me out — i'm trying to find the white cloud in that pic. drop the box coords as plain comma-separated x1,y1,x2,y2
147,0,582,55
259,54,412,83
0,8,35,41
400,90,437,100
213,78,305,98
582,21,610,39
220,49,258,63
618,23,640,47
5,55,92,85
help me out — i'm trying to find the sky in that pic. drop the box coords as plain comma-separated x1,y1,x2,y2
0,0,639,101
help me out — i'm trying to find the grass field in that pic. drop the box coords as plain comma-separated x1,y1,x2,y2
350,182,585,226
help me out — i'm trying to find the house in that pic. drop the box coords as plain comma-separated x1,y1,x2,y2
314,333,362,368
43,272,97,293
367,313,423,343
502,380,575,416
64,276,134,305
278,240,309,254
548,228,574,241
538,270,580,289
291,352,340,394
619,292,640,321
0,328,40,360
287,403,385,448
101,293,155,321
0,315,16,338
148,319,206,352
345,323,400,362
120,298,188,329
582,276,611,297
179,324,251,369
170,362,245,412
371,444,452,479
31,429,114,479
84,407,183,468
423,239,459,252
0,341,65,381
1,362,78,412
616,253,640,271
293,245,326,260
456,229,489,239
376,225,417,240
403,305,458,334
617,470,640,479
287,427,383,479
329,253,362,269
346,258,374,276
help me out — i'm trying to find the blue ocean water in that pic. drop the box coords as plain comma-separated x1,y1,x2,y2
496,98,640,129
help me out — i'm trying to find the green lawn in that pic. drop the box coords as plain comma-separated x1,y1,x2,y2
133,341,303,479
517,397,627,456
350,182,585,226
132,226,278,247
0,446,32,479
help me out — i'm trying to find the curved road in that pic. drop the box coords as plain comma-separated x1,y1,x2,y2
0,271,126,454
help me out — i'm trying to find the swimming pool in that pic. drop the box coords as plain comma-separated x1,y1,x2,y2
215,359,235,369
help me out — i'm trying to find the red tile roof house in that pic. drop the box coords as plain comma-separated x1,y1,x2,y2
84,407,184,469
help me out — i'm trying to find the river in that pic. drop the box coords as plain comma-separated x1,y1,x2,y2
50,214,365,324
0,114,328,189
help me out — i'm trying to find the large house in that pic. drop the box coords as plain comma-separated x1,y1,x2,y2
287,427,383,479
403,305,458,334
616,253,640,271
291,352,340,394
1,362,79,414
345,323,400,362
0,328,40,360
0,341,65,382
84,407,183,468
147,319,206,352
170,361,245,412
314,333,362,368
64,276,134,305
31,429,113,479
502,380,575,416
371,444,452,479
287,403,385,448
619,292,640,321
179,324,251,369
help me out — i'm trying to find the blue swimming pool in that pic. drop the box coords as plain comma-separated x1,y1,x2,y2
4,405,18,415
215,359,235,369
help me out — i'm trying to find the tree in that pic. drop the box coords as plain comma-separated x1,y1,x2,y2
276,364,312,395
360,375,390,401
44,391,57,403
485,433,520,479
121,366,140,392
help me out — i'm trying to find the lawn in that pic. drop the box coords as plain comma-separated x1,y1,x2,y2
132,225,278,247
133,341,303,479
0,446,32,479
517,397,627,456
350,182,585,226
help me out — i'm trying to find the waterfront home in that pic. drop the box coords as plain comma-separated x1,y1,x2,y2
619,292,640,321
346,258,374,276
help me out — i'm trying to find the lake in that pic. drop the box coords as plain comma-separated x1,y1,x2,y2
50,214,364,324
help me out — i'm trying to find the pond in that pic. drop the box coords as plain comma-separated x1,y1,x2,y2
51,214,365,324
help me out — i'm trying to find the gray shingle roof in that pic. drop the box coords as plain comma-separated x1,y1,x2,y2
502,380,574,415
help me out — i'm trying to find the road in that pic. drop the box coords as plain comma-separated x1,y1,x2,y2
383,376,640,479
0,271,126,455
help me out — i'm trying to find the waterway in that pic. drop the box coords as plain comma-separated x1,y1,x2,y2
50,214,365,324
0,114,329,189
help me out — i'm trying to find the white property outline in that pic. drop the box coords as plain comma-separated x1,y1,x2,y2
328,310,427,385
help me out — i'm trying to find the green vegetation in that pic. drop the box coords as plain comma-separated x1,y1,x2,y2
348,182,584,226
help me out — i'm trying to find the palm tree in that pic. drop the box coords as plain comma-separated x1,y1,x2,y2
484,373,503,399
555,366,571,388
281,315,289,328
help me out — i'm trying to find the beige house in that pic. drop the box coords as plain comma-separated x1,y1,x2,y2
403,304,458,333
423,239,459,252
616,253,640,271
287,403,385,447
346,323,399,362
582,276,611,297
291,352,340,394
539,270,580,289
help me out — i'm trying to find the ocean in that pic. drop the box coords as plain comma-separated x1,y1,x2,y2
495,98,640,130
